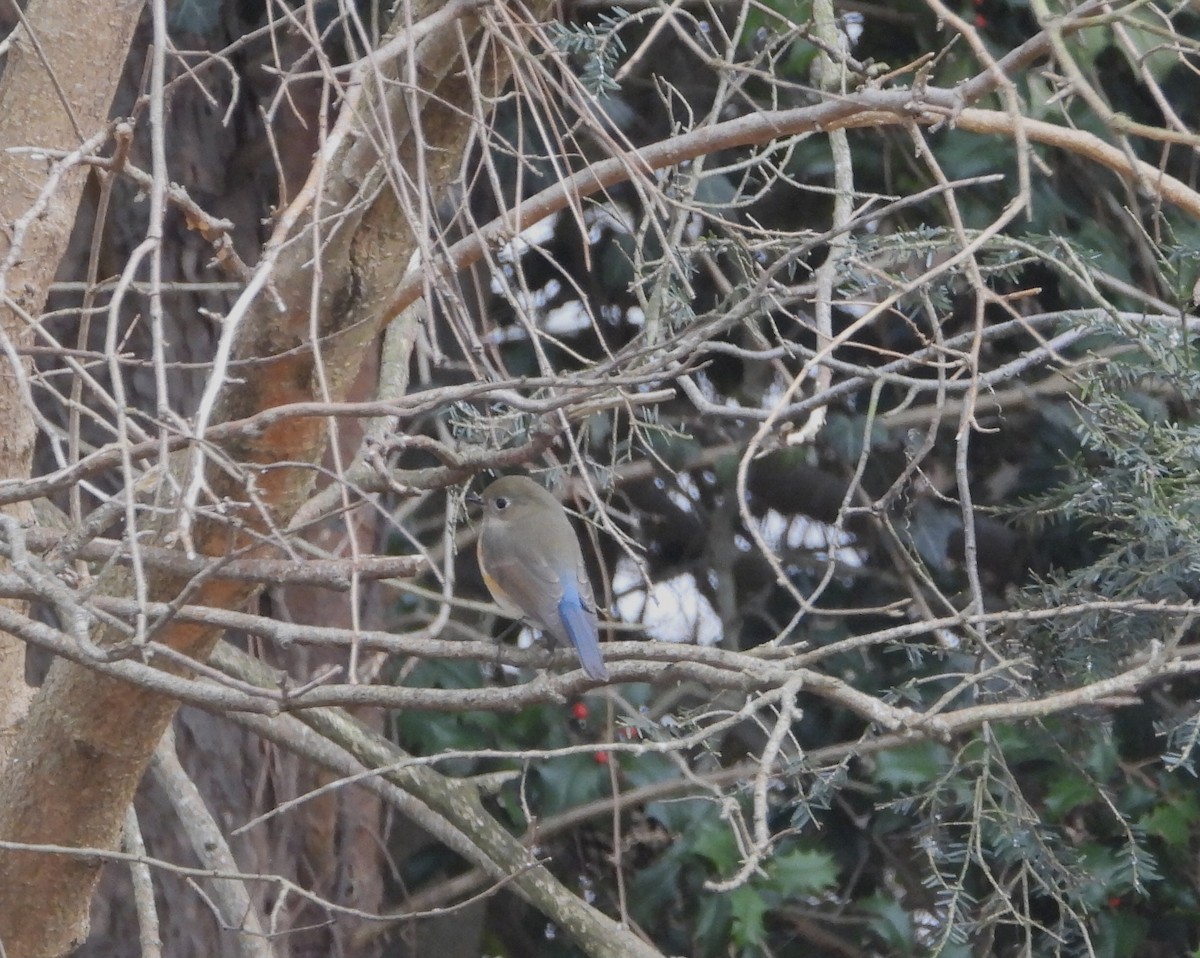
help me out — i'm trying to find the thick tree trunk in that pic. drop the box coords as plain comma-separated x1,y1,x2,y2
0,0,144,767
0,2,514,954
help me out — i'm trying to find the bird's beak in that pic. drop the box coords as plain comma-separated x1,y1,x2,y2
466,492,483,506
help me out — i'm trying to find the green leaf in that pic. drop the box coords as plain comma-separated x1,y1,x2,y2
645,795,719,836
690,821,741,873
729,884,769,948
1116,6,1181,81
1141,794,1200,850
629,855,686,921
765,848,839,897
401,657,484,691
1092,908,1149,958
861,895,914,952
1043,773,1099,821
694,893,732,958
873,741,952,791
534,753,609,814
824,411,890,466
694,173,739,215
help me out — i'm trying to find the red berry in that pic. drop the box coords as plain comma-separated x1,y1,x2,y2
570,701,589,722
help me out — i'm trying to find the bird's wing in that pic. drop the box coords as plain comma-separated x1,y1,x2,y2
479,514,607,680
478,531,565,634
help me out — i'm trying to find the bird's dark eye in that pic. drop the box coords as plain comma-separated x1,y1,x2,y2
494,496,510,511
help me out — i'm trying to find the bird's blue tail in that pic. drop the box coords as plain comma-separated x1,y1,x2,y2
558,590,608,681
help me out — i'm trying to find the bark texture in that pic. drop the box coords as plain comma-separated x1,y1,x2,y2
0,2,508,954
0,0,144,766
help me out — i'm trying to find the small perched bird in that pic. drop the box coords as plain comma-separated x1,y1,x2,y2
476,475,608,681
